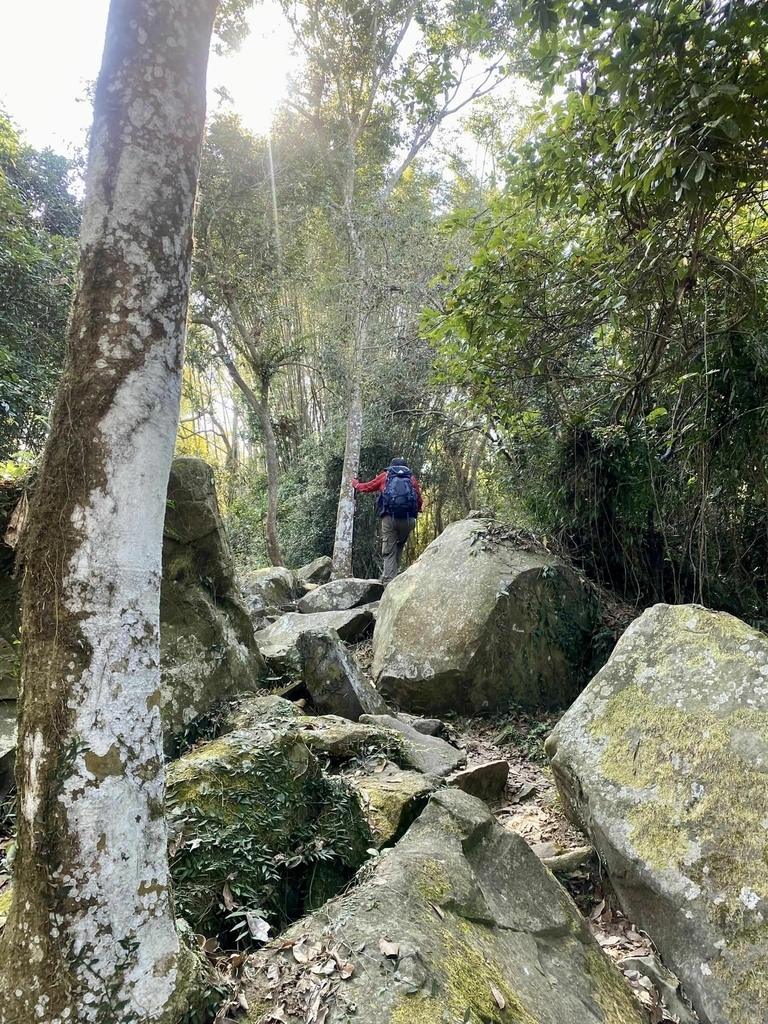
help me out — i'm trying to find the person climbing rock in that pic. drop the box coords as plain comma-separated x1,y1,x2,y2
353,457,422,585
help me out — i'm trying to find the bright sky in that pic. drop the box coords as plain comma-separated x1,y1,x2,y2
0,0,295,155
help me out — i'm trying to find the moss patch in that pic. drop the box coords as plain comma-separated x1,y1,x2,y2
0,886,12,916
592,684,768,930
416,859,452,905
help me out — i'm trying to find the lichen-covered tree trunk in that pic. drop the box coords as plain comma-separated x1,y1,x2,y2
331,166,366,581
331,360,364,580
0,1,217,1021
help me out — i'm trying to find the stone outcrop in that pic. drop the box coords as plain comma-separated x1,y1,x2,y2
160,457,265,742
372,518,595,715
546,603,768,1024
296,627,388,720
297,578,384,614
242,566,297,617
254,609,375,667
243,788,648,1024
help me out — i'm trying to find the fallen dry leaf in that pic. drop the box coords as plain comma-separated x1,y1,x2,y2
379,938,400,958
429,902,445,920
222,880,236,911
489,984,505,1010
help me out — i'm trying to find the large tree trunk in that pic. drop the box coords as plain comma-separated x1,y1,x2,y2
0,1,217,1021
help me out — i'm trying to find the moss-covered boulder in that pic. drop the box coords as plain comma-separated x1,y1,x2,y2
161,458,265,743
167,697,370,942
546,603,768,1024
372,518,595,715
242,788,648,1024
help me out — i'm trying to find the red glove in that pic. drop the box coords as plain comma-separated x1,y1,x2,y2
352,477,359,489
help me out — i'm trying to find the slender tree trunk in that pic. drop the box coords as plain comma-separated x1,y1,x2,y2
211,336,284,566
259,379,284,567
331,372,364,579
331,160,366,579
0,2,216,1021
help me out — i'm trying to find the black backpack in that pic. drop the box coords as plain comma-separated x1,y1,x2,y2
380,466,418,518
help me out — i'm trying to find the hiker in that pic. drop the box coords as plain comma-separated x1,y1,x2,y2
352,457,423,585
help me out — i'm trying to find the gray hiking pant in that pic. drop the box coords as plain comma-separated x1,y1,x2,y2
381,514,416,584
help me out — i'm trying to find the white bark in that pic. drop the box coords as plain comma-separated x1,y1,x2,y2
0,1,217,1020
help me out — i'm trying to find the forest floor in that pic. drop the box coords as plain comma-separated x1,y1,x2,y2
0,646,697,1023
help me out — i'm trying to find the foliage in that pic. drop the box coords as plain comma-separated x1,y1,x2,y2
431,0,768,619
167,731,369,947
0,111,80,459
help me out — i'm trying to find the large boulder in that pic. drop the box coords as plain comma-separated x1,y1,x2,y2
254,609,375,667
296,627,388,720
372,518,595,715
243,788,648,1024
167,696,370,940
160,458,265,741
297,578,384,614
242,566,297,616
546,603,768,1024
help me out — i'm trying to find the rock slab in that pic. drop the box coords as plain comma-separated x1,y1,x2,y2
359,713,466,779
547,603,768,1024
255,609,374,666
297,577,384,614
296,627,388,720
243,788,648,1024
372,517,595,715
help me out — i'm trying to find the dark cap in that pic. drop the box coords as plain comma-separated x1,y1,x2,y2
390,457,408,467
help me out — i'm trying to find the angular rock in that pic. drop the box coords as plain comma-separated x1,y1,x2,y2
297,577,384,614
167,696,370,940
546,603,768,1024
296,555,333,586
161,458,265,743
254,609,374,667
372,517,596,716
359,713,466,779
0,701,16,803
352,768,435,846
296,627,387,720
409,717,447,737
241,565,296,616
450,759,509,803
243,789,648,1024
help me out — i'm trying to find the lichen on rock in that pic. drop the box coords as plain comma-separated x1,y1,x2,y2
547,602,768,1024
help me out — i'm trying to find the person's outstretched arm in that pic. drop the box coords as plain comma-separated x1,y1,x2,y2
353,471,387,493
